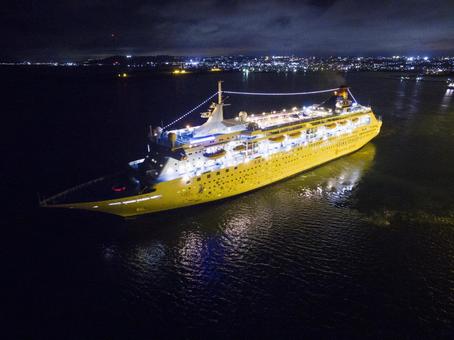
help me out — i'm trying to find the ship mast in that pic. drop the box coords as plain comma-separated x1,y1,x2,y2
193,81,225,137
218,80,223,104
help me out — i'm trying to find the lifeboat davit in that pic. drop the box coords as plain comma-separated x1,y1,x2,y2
269,135,285,143
203,149,226,159
288,131,302,139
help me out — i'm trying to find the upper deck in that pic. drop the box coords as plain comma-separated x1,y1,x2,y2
144,84,373,158
160,102,371,151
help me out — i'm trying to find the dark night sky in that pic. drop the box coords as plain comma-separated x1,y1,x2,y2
2,0,454,60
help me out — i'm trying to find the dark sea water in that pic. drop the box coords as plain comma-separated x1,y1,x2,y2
3,67,454,339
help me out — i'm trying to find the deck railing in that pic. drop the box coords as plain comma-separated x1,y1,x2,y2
40,176,106,206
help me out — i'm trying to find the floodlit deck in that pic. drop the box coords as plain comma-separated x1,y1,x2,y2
159,103,371,149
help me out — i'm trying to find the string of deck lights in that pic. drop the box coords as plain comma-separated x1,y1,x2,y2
222,87,340,96
163,92,219,129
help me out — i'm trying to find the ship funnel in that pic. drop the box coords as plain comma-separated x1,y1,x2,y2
335,85,352,109
337,86,349,100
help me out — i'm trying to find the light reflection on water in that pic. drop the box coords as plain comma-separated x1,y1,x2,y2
297,144,375,204
441,88,454,112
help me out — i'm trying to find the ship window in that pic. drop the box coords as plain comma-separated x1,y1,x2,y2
217,171,220,175
197,177,201,181
207,174,211,178
226,169,229,172
186,181,190,184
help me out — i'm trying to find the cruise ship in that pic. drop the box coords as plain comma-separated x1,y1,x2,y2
41,82,382,217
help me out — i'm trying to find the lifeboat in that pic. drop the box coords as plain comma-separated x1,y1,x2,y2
325,123,337,129
352,117,359,123
233,144,246,151
203,149,226,159
339,120,348,126
288,131,302,139
269,135,285,143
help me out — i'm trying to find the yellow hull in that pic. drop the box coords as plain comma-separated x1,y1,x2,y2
46,114,381,217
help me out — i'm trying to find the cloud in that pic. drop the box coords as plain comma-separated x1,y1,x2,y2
1,0,453,60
